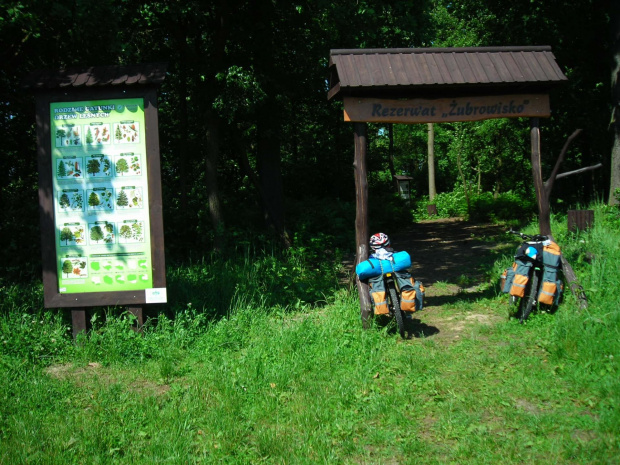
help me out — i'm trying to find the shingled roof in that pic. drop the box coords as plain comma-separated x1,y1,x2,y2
22,62,168,90
328,46,567,100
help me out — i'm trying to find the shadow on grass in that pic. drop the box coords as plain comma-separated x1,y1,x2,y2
423,286,497,308
373,314,440,339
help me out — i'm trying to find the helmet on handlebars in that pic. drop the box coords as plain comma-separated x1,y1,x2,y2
369,232,391,251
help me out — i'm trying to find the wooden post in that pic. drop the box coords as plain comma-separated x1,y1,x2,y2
71,309,87,339
530,118,551,235
127,306,144,332
353,122,372,327
567,210,594,232
428,123,436,202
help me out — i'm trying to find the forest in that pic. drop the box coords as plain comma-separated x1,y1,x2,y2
0,0,617,277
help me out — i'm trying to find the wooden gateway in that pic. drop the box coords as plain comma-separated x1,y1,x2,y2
326,46,568,323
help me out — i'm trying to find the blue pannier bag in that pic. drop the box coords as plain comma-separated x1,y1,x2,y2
355,251,412,280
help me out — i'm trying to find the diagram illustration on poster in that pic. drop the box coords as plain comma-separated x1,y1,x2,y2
84,123,111,145
50,98,153,294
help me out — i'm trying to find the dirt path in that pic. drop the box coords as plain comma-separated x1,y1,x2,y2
345,218,513,341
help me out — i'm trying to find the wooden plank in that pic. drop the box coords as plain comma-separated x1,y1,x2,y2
488,53,513,82
144,88,167,290
454,53,476,83
71,309,87,339
513,52,536,82
389,53,409,85
343,94,550,124
402,53,423,85
567,210,594,232
433,54,451,84
478,53,501,83
502,53,526,82
442,53,464,84
426,54,445,84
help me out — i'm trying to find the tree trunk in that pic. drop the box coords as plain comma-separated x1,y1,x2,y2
427,123,436,201
257,97,291,248
354,123,372,327
610,1,620,205
205,111,224,252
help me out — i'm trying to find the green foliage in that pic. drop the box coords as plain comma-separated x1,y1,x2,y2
368,191,414,233
469,191,536,224
285,197,355,250
415,186,468,219
0,287,72,364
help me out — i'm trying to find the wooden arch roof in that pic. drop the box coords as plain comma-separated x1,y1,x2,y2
328,46,567,100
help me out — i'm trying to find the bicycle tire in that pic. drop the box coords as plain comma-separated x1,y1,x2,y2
519,273,539,323
388,281,406,339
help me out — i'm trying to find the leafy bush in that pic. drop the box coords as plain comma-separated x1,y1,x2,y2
414,186,468,219
469,191,536,223
286,196,355,250
368,191,414,232
0,310,72,364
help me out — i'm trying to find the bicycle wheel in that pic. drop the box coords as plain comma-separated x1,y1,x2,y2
519,273,539,323
388,282,406,339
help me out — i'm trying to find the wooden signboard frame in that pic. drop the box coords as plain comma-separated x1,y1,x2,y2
34,86,166,311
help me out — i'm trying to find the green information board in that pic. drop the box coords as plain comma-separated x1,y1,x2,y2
50,99,153,294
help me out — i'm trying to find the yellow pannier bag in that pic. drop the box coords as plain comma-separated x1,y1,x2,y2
371,290,389,315
400,289,417,312
509,260,532,298
538,281,557,305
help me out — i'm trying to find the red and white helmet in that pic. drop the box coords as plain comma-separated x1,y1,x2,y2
369,232,390,250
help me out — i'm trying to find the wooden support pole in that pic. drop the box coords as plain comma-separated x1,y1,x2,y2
530,118,551,235
353,122,372,327
71,308,87,339
127,306,144,332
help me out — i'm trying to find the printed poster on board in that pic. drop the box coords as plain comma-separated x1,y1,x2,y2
50,99,153,294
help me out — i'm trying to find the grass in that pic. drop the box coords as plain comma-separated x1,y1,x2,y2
1,203,619,463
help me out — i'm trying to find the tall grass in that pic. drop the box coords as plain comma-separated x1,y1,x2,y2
0,203,619,463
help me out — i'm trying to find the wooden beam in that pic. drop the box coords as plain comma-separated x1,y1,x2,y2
353,123,372,326
71,309,87,339
530,118,551,235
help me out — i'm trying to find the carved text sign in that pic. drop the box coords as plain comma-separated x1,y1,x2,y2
343,94,550,124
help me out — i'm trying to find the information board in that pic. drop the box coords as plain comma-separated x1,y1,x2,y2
50,98,154,294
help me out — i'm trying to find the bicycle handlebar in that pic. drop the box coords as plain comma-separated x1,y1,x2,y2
508,230,549,242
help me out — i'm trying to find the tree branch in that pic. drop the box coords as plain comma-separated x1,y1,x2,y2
556,163,603,180
544,128,582,193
